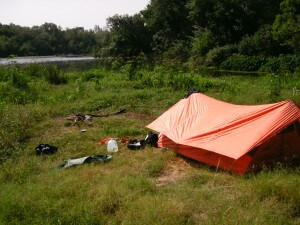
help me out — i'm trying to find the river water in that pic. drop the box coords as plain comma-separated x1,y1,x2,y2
0,56,95,65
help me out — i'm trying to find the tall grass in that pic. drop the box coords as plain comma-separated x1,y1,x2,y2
0,63,299,224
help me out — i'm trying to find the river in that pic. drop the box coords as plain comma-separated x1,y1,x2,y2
0,56,95,65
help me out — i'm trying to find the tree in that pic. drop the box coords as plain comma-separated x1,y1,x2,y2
39,23,66,54
273,0,300,54
107,14,152,57
142,0,192,53
64,27,96,54
0,36,10,57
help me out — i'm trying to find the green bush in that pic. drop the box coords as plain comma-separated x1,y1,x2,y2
24,64,44,78
0,66,41,104
191,30,215,58
167,73,195,91
0,66,29,89
9,67,29,89
111,60,125,71
238,25,281,56
0,67,9,82
121,60,138,81
204,45,238,67
163,40,190,64
44,65,67,85
220,55,266,71
260,55,300,73
82,69,104,82
0,82,39,105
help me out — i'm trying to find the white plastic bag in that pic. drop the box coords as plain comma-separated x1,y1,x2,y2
107,139,118,152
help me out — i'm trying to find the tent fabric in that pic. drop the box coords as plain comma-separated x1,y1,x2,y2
147,93,300,174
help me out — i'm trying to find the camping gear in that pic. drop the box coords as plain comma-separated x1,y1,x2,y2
127,139,146,150
107,140,119,152
120,137,129,143
98,138,112,145
184,88,200,99
35,144,58,156
147,92,300,174
144,131,159,147
57,154,112,169
127,132,158,150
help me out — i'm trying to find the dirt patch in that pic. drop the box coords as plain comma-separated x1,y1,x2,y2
156,157,191,187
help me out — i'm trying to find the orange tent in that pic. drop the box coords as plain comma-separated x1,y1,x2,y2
147,93,300,174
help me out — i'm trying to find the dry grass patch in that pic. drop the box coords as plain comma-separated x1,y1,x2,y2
156,155,191,187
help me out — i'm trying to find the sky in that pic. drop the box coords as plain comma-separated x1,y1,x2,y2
0,0,150,30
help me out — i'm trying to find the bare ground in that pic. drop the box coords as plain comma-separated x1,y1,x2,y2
156,156,191,187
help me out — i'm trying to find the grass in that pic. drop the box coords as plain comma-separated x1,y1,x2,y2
0,63,299,224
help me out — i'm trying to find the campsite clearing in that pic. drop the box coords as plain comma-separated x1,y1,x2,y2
0,65,299,224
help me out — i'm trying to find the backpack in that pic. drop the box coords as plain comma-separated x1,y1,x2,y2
144,131,158,147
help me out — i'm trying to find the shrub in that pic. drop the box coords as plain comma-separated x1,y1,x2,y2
238,25,282,56
121,60,138,81
190,29,215,59
7,66,29,89
163,40,190,64
44,65,67,85
220,55,266,71
168,73,195,91
0,66,41,104
111,60,125,71
204,45,238,67
0,67,9,82
82,69,104,82
24,64,44,78
0,82,39,105
260,55,300,73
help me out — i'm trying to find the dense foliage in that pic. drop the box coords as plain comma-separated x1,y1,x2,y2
0,0,299,71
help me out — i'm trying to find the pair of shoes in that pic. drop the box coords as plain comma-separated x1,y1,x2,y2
127,139,146,150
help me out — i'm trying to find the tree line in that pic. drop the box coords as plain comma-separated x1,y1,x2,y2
0,23,97,57
0,0,299,69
